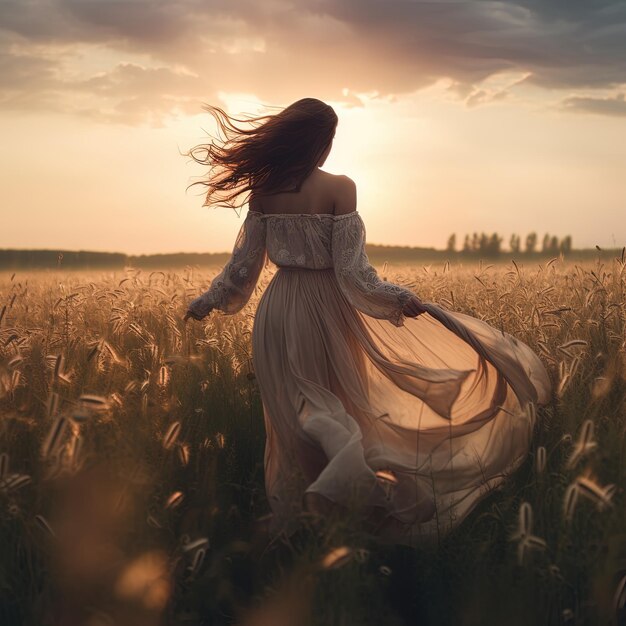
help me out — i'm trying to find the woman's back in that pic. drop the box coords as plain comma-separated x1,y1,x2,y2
250,169,355,216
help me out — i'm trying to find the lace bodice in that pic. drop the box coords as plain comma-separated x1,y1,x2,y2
186,211,415,326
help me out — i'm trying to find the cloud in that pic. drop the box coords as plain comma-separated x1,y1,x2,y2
0,35,212,125
560,93,626,117
0,0,625,124
68,63,208,126
465,88,509,108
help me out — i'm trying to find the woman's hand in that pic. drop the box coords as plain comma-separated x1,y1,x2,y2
402,295,427,318
183,309,207,322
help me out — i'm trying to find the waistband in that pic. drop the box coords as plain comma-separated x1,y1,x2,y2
276,265,334,272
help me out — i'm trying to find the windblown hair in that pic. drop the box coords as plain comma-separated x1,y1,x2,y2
185,98,338,210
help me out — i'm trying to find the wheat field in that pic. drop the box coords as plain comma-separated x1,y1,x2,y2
0,256,624,626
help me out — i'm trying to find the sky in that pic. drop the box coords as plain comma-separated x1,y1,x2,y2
1,0,625,255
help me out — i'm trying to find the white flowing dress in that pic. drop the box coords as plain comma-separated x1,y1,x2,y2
187,210,552,546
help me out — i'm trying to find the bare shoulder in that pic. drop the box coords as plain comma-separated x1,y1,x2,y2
328,173,357,216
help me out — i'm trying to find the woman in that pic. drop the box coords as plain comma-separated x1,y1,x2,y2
184,98,552,547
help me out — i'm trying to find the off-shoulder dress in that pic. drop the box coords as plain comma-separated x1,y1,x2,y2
187,210,552,546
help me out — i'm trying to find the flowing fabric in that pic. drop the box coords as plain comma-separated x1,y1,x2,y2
187,210,553,546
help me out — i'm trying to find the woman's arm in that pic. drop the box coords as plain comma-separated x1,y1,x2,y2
185,211,267,320
331,177,425,326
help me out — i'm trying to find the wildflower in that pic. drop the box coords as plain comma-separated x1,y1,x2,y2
535,446,546,474
177,444,190,466
563,483,579,521
165,491,184,509
34,514,55,537
565,419,596,469
321,546,353,570
41,416,69,459
575,471,615,511
0,473,31,494
375,468,399,500
509,502,547,565
182,537,209,553
162,422,181,450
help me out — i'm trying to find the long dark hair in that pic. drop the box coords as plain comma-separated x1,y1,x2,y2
185,98,338,210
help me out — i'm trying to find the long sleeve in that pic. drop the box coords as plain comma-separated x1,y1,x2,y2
331,212,414,327
187,211,266,318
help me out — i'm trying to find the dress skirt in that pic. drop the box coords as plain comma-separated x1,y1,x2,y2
252,266,552,546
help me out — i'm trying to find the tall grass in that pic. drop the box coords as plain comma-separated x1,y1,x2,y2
0,255,624,625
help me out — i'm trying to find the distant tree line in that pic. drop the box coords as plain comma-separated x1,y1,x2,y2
0,249,231,270
2,234,619,271
446,232,573,257
0,249,127,269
